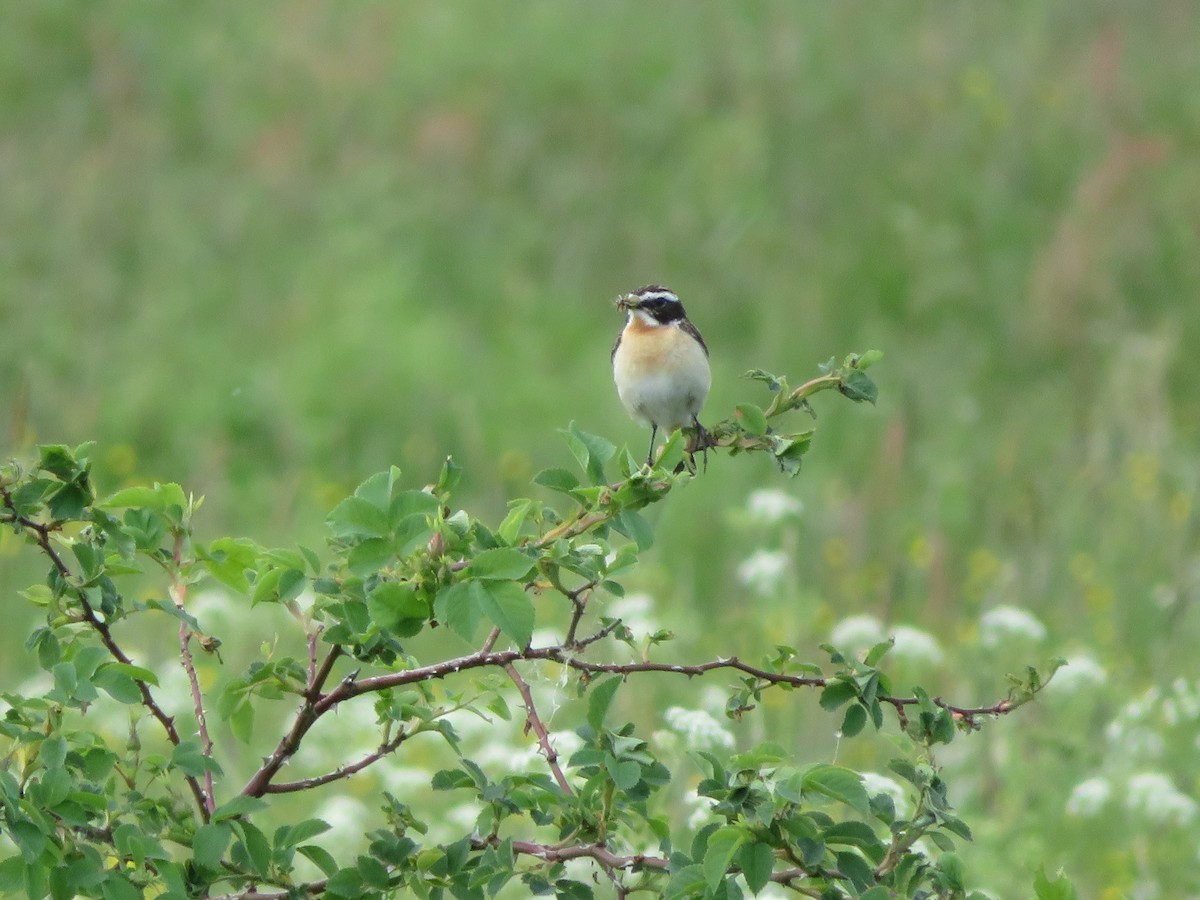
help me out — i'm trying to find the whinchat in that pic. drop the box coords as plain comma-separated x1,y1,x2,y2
611,285,712,467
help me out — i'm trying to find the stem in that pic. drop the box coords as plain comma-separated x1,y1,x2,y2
503,662,574,796
264,728,409,794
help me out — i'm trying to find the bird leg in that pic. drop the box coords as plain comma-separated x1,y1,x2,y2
645,423,659,467
680,417,713,474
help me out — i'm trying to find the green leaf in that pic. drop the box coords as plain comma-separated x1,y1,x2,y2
298,844,339,878
864,638,893,667
498,499,536,543
101,874,142,900
92,666,142,704
200,537,261,592
212,795,268,822
346,537,395,576
436,456,462,495
48,480,93,519
855,349,884,370
819,679,857,711
562,422,616,485
703,826,747,891
171,740,223,778
434,581,485,642
735,404,769,435
478,580,535,647
802,765,871,815
231,820,272,877
838,369,878,404
612,509,654,550
587,676,622,731
388,490,440,528
738,841,775,895
326,496,389,539
367,582,428,637
38,736,67,769
467,548,535,581
840,703,867,738
278,819,332,848
192,822,232,870
39,444,80,480
742,369,785,393
1033,866,1078,900
664,864,706,900
98,486,164,510
533,467,581,495
939,852,965,890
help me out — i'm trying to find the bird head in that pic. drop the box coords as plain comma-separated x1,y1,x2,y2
616,285,686,324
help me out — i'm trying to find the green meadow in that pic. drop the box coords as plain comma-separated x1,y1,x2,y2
3,3,1200,895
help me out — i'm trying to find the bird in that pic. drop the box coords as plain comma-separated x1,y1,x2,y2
611,285,713,469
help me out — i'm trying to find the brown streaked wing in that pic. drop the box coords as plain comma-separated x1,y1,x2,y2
679,318,708,357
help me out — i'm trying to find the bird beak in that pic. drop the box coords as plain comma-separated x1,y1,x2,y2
616,293,641,311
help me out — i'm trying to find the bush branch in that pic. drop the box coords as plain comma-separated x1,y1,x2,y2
503,662,574,796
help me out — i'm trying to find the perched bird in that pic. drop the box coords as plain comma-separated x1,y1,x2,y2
611,285,712,468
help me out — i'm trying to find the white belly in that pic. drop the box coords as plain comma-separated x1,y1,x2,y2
613,327,711,432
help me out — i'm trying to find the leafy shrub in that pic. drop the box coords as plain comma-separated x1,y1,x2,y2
0,354,1073,898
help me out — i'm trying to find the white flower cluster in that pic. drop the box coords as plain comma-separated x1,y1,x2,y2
1065,776,1113,817
663,706,735,751
890,625,944,665
1106,686,1168,760
828,615,886,654
1125,772,1199,826
746,489,803,524
1161,677,1200,726
737,549,790,595
1048,653,1108,694
827,615,942,665
978,605,1047,647
1066,772,1198,827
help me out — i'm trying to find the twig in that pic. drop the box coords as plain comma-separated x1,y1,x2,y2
241,666,359,797
480,626,501,654
503,662,573,796
564,584,593,646
264,728,409,794
174,583,216,816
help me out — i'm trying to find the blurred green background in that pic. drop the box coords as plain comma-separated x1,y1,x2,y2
3,2,1200,895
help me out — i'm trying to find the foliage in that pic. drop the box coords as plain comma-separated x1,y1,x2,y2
1,356,1071,898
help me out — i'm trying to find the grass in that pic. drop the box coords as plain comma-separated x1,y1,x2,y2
3,2,1200,894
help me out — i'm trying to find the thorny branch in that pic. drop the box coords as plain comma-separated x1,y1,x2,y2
1,483,212,821
503,661,574,796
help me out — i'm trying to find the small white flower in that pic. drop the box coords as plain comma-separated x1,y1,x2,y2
860,772,910,816
1065,776,1113,817
1049,654,1108,694
664,706,735,751
1125,772,1198,826
737,549,789,595
746,489,803,524
889,626,943,665
829,615,886,655
979,605,1047,647
607,593,660,637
